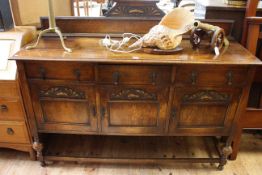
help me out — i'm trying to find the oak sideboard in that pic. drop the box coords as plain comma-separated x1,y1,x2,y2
11,37,261,170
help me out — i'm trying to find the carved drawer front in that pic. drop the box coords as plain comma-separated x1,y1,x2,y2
30,82,98,133
0,81,19,98
99,86,169,135
25,61,95,81
0,98,24,121
169,88,241,135
175,65,248,87
0,121,30,144
98,65,171,85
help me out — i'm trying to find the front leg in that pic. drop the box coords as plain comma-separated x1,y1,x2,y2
33,142,45,167
218,145,232,170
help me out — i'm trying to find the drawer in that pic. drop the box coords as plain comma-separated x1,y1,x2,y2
98,65,171,85
0,121,30,144
0,81,19,98
25,61,95,81
175,65,248,87
0,98,24,121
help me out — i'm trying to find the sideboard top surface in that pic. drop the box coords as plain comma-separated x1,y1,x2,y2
11,37,262,66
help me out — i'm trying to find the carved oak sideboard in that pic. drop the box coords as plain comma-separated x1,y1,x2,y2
12,38,261,170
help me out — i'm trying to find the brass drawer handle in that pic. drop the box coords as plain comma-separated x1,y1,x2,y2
74,69,81,81
7,128,14,135
226,71,233,86
39,67,46,80
100,106,106,119
0,104,8,111
191,71,197,85
150,72,158,85
112,72,120,85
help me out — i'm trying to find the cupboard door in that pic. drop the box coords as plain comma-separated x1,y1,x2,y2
99,86,169,135
169,88,241,136
30,82,97,133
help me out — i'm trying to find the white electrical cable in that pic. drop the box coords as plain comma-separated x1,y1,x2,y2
100,33,143,53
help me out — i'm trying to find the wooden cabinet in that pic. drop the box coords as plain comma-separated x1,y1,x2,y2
30,82,98,133
169,87,241,135
99,86,169,135
13,38,262,169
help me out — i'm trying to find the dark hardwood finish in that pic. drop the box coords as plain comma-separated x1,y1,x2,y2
30,82,98,134
99,85,169,135
169,87,241,136
40,17,235,37
12,37,261,169
42,134,221,164
105,0,165,17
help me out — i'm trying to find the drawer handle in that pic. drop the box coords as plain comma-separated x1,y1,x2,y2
91,104,97,117
112,72,120,85
7,128,14,135
150,72,158,85
74,69,81,81
171,108,176,119
0,104,8,111
226,71,233,86
191,71,197,85
100,106,106,119
39,67,46,80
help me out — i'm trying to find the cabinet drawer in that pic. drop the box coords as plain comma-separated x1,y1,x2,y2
25,61,95,81
0,98,24,121
0,121,30,144
175,65,248,87
98,65,171,85
0,81,19,98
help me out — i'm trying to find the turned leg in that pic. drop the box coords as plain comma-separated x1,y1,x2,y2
230,127,243,160
33,142,45,167
218,145,232,170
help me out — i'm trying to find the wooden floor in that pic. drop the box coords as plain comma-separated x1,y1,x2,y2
0,133,261,175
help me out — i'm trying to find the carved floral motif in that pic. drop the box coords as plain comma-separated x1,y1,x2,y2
40,86,85,99
106,4,165,17
110,88,157,100
182,90,230,103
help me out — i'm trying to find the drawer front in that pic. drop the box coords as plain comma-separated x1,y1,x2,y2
0,98,24,121
0,121,30,144
25,61,95,81
175,65,248,87
0,81,19,98
98,65,171,85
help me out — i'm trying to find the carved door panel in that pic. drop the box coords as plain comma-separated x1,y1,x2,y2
30,82,97,133
169,88,241,135
99,86,169,135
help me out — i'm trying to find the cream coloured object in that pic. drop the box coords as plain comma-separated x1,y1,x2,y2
130,8,195,50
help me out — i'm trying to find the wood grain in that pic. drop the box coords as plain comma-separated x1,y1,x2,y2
0,132,261,174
